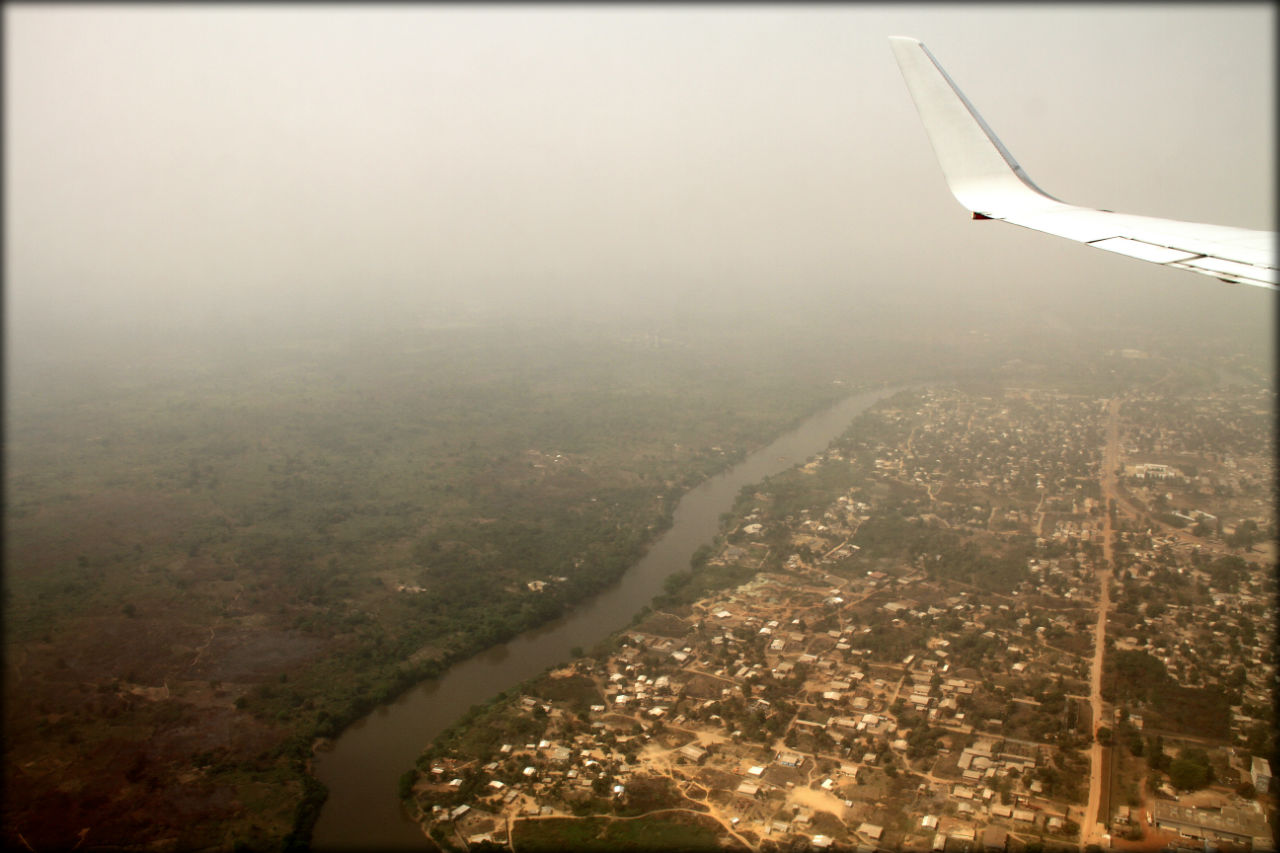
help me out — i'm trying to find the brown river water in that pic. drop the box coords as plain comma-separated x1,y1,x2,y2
311,385,905,849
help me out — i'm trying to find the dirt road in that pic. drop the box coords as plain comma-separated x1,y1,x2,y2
1082,397,1122,849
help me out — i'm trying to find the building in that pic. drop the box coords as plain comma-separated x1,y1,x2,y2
1152,800,1271,846
1251,756,1272,793
981,826,1008,851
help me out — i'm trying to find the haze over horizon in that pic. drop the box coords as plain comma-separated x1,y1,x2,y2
6,4,1275,371
4,8,1276,850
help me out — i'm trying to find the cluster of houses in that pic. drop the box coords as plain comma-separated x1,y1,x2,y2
856,388,1101,535
409,384,1274,851
1108,551,1275,763
413,551,1099,849
1121,387,1275,534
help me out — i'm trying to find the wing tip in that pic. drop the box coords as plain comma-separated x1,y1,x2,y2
888,36,923,56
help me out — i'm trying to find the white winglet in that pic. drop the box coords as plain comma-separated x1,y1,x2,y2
889,36,1276,289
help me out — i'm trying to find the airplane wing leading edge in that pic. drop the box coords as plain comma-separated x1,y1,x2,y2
888,36,1276,289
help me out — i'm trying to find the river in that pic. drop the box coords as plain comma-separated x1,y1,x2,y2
310,384,906,849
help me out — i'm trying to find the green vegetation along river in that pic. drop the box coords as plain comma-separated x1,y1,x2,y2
310,385,906,849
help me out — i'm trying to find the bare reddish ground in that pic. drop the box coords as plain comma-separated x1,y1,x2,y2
4,600,329,849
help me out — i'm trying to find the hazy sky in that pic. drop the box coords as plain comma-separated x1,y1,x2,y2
5,4,1275,359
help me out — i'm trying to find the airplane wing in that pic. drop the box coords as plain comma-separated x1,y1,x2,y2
889,36,1276,289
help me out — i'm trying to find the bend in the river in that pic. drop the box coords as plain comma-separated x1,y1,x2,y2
311,384,910,850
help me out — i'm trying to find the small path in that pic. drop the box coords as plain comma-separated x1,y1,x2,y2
186,625,217,671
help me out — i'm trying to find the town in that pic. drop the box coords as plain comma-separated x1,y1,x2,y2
405,382,1276,852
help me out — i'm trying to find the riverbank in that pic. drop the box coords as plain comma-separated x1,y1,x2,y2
309,386,905,850
6,317,895,851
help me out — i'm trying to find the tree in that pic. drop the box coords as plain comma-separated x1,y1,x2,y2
398,769,416,800
1168,756,1210,791
1146,735,1169,771
1227,520,1259,550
